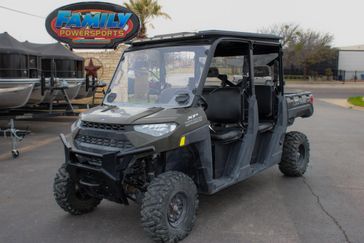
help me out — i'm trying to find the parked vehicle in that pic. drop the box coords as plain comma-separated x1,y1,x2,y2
54,30,314,242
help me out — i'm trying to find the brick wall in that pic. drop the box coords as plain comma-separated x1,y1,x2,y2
75,45,126,83
74,45,126,103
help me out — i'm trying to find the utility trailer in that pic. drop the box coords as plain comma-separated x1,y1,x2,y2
54,30,314,242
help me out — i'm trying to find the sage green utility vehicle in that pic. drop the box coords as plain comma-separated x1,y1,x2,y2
54,30,314,242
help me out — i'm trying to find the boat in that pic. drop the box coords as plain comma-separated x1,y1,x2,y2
0,83,35,109
40,78,82,103
22,41,87,103
27,82,48,105
76,78,95,99
0,32,41,109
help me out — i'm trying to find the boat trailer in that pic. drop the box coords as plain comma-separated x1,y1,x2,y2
0,109,78,159
0,76,106,159
0,119,30,158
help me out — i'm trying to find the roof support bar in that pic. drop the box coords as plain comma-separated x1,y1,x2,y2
248,42,255,96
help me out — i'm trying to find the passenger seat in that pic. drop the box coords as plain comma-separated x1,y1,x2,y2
204,87,244,142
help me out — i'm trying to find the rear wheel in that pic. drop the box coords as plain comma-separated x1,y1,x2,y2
53,164,101,215
141,171,198,242
279,131,310,177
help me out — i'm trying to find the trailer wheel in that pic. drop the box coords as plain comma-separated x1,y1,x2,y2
53,164,101,215
11,150,19,158
279,131,310,177
141,171,198,242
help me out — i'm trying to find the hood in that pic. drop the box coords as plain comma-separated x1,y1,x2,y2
80,105,164,124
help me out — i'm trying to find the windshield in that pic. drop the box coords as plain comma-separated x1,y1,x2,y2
104,45,210,108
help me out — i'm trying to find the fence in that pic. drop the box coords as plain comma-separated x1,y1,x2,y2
337,70,364,81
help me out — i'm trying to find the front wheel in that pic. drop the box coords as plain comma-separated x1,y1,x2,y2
279,131,310,177
141,171,198,242
53,164,101,215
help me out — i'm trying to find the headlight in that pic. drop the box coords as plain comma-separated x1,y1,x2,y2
71,119,81,133
134,123,177,137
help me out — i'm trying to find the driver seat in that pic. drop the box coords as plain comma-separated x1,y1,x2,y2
204,87,244,142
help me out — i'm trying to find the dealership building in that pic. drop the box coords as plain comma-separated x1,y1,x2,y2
338,44,364,80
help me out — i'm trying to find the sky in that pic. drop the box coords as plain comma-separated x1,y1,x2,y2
0,0,362,47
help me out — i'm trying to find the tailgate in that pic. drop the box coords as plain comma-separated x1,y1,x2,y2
285,91,314,120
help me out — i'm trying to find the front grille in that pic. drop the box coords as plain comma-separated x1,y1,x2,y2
76,134,134,150
81,121,126,131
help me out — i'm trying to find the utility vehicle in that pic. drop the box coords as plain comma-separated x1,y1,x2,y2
54,30,314,242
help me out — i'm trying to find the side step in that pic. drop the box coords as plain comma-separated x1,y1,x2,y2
204,165,257,194
205,177,237,194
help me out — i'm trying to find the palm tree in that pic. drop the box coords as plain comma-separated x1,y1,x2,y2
124,0,171,39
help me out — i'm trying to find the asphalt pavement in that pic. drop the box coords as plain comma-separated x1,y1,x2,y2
0,85,364,243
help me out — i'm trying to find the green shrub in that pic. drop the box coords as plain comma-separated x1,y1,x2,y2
347,96,364,107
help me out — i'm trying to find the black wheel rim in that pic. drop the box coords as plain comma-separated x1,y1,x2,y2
167,192,187,227
297,144,306,167
74,183,92,200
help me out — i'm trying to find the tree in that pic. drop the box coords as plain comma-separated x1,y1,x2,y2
259,23,337,79
258,23,301,48
124,0,171,39
294,30,336,77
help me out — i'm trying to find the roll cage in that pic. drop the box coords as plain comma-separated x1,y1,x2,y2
194,37,284,104
122,32,284,108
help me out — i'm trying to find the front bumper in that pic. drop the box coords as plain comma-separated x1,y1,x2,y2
60,133,154,204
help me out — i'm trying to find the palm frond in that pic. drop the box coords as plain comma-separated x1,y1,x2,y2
123,0,171,37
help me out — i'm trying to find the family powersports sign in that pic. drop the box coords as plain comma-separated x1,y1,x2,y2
45,2,141,49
